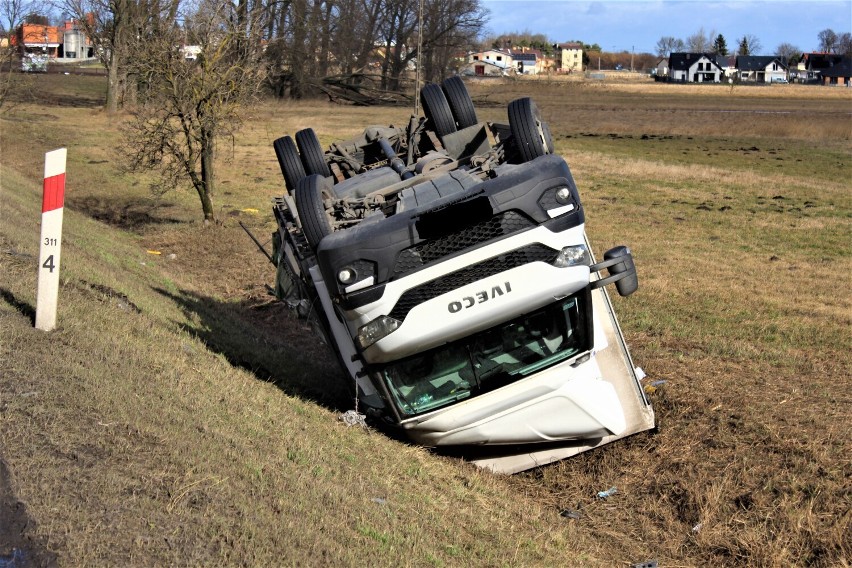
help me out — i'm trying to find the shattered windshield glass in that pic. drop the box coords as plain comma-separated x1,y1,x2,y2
380,292,591,416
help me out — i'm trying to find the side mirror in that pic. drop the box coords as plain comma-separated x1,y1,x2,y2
589,246,638,297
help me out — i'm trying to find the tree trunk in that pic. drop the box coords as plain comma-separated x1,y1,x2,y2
106,55,119,114
198,130,216,221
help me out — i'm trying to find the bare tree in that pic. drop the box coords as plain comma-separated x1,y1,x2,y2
62,0,177,112
655,36,684,57
265,0,346,99
737,34,762,56
418,0,487,83
121,0,268,222
775,42,800,65
1,0,33,32
261,0,485,100
330,0,387,75
0,0,34,109
817,28,838,52
839,32,852,56
378,0,486,90
686,27,715,52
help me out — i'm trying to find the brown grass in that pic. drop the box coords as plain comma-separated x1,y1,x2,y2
1,75,850,566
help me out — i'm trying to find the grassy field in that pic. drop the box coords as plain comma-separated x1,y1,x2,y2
1,73,850,566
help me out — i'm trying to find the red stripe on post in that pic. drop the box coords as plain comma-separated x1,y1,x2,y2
42,173,66,213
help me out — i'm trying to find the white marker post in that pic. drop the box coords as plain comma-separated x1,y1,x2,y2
35,148,67,331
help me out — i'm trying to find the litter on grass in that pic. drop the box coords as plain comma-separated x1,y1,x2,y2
597,486,618,499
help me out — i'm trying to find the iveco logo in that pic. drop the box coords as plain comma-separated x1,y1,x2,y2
447,282,512,313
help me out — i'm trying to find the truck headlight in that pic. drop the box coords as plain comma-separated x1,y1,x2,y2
553,244,590,267
357,315,401,349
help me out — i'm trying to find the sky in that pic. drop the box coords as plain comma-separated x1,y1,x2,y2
480,0,852,55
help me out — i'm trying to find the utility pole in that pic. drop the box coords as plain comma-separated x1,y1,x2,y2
631,46,634,72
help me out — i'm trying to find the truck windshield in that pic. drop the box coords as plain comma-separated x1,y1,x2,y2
379,292,590,417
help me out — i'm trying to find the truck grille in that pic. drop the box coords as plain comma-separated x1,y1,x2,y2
388,244,558,321
393,211,534,276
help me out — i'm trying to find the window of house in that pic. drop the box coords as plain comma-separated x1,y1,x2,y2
473,55,479,60
497,56,502,61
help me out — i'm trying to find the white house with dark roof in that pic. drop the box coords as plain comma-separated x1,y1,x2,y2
666,52,725,82
735,56,788,83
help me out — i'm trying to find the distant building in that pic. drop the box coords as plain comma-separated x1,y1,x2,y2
555,42,584,73
181,45,202,60
60,19,94,59
11,20,94,60
798,52,852,86
12,24,61,58
735,56,788,83
459,59,506,77
665,52,725,82
468,49,512,72
508,48,542,75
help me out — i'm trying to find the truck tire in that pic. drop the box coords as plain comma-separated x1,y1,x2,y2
508,97,551,162
442,76,477,129
295,174,334,249
295,128,331,178
273,135,306,193
420,83,457,138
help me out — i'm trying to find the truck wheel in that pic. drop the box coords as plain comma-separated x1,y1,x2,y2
508,97,551,162
295,174,334,249
273,135,306,193
295,128,331,178
442,76,477,129
420,83,457,138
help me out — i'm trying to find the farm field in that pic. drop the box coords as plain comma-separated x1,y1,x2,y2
1,74,850,566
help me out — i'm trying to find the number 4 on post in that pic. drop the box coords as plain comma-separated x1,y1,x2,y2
36,148,67,331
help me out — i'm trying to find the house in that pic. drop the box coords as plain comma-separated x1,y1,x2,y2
12,24,61,58
181,45,202,60
716,55,737,77
555,42,584,73
508,48,542,75
11,20,94,60
468,49,512,72
736,56,788,83
459,59,507,77
654,57,669,78
666,52,725,82
798,52,852,86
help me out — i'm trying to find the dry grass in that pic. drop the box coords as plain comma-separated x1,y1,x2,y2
1,75,850,566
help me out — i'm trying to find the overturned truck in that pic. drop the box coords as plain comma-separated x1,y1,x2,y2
269,78,654,473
